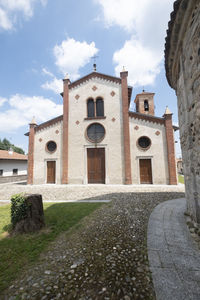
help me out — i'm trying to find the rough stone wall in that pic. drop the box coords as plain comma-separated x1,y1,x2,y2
165,0,200,222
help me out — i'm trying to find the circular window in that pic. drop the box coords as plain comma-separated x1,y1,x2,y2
137,136,151,150
46,141,57,153
86,123,105,143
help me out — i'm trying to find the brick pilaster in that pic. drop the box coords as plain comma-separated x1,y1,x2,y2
120,70,132,184
62,77,70,184
164,112,177,185
27,119,36,184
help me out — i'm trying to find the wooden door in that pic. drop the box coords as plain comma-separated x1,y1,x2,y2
139,159,152,184
47,161,56,184
87,148,105,184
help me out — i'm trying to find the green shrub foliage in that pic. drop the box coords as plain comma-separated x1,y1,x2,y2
11,194,29,227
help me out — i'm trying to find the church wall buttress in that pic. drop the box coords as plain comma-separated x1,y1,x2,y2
62,78,70,184
27,123,36,184
120,71,132,184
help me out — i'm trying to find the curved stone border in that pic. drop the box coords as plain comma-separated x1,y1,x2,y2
148,198,200,300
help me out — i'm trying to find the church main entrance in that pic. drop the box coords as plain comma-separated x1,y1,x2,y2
87,148,105,184
139,159,152,184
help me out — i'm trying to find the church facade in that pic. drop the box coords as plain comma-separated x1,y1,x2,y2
27,70,178,185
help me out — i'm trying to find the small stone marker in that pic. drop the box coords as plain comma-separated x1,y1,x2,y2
13,194,45,234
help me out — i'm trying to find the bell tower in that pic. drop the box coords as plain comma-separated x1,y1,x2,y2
134,91,155,116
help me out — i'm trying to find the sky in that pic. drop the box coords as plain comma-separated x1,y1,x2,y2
0,0,181,156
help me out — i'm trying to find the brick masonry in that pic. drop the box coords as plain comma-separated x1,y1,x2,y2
164,113,177,185
27,123,36,184
62,78,70,184
120,71,132,184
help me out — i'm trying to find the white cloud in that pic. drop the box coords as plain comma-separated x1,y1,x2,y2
0,97,7,107
53,38,99,80
41,68,63,94
41,77,63,94
113,38,162,87
0,94,62,132
0,7,12,30
0,0,48,30
95,0,143,32
42,67,54,77
95,0,174,87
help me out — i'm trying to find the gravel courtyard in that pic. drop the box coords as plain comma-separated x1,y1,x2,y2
2,191,185,300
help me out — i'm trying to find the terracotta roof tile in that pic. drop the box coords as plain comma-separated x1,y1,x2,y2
0,150,27,160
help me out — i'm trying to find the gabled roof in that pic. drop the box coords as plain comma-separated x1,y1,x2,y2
129,111,179,130
60,71,133,102
0,150,27,160
68,72,121,89
25,115,63,136
134,92,155,103
129,111,165,125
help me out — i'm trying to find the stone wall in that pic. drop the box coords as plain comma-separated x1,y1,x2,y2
165,0,200,222
0,175,27,184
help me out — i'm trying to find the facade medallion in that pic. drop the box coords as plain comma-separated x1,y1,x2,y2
46,141,57,153
86,123,105,143
92,85,97,91
137,136,151,151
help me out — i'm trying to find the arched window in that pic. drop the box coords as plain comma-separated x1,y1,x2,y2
87,98,95,117
144,100,149,111
96,97,104,117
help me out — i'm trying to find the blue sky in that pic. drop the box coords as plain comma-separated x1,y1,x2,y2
0,0,181,156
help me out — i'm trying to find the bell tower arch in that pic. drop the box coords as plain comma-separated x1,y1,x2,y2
134,91,155,116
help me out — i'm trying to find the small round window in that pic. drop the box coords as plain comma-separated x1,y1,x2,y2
46,141,57,153
138,136,151,150
87,123,105,143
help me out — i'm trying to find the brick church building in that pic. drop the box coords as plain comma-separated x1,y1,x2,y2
26,69,178,185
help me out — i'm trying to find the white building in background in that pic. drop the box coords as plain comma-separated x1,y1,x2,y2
0,150,27,183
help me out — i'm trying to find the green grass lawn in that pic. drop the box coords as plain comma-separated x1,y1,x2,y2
178,174,185,184
0,202,103,292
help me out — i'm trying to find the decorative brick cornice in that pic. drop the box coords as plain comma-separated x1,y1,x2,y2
35,115,63,132
129,112,165,125
24,115,63,136
69,72,121,89
60,72,133,104
129,112,179,130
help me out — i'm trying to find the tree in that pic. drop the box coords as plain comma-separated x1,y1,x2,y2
0,138,25,154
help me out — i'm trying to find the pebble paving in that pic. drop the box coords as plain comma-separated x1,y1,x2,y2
1,192,185,300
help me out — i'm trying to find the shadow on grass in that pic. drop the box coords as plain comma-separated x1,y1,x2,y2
2,223,12,233
0,202,104,293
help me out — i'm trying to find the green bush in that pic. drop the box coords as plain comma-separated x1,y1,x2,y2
11,194,29,227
